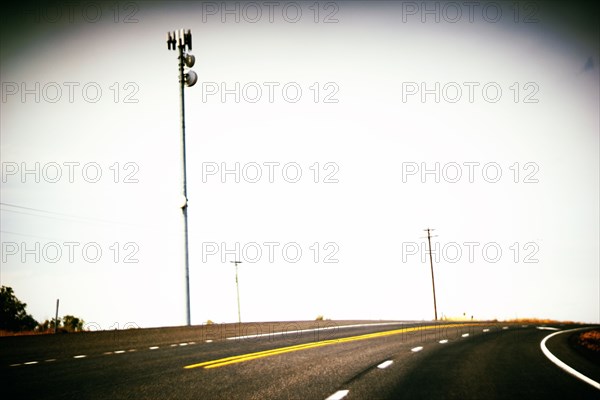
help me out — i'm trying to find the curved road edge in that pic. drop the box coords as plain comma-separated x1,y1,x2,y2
540,327,600,390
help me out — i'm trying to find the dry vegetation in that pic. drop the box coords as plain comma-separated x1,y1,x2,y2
440,317,578,324
503,318,578,325
577,330,600,353
0,328,77,337
0,329,44,337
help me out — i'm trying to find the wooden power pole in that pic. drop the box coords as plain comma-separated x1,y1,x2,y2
54,299,59,334
231,261,243,323
424,228,438,321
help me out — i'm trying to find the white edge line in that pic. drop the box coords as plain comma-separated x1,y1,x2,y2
228,322,408,340
377,360,394,369
540,327,600,390
537,326,560,331
325,389,349,400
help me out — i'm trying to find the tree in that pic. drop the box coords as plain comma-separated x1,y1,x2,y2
0,286,38,332
37,319,50,332
37,315,85,333
62,315,84,332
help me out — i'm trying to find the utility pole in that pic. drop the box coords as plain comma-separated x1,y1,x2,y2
231,261,242,323
167,29,197,326
54,299,59,334
424,228,438,321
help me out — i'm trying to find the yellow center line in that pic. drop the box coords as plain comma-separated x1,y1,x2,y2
184,323,482,369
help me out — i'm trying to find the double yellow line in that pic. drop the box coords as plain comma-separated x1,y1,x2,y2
184,323,480,369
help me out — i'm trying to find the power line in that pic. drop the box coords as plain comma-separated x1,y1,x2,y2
0,202,137,226
0,202,173,232
1,202,77,217
0,230,67,241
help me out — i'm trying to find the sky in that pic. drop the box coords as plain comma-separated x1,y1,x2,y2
1,1,598,329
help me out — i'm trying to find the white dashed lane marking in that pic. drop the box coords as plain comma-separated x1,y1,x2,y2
10,323,487,368
325,389,349,400
7,337,200,367
461,333,470,337
377,360,394,369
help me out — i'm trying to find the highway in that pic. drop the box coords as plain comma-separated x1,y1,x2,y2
2,321,599,399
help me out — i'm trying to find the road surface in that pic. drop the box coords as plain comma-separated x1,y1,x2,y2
2,320,598,399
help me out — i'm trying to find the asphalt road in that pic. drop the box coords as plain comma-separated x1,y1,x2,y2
2,321,598,399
